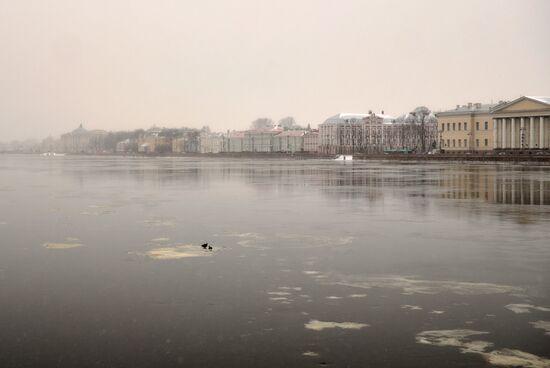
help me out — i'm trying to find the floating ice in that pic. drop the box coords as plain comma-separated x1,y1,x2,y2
504,304,550,314
416,329,550,368
305,320,368,331
530,320,550,335
326,296,343,300
269,297,289,301
145,244,213,260
302,351,319,357
331,275,522,296
279,286,302,291
268,291,291,296
348,294,367,298
43,242,83,249
303,271,320,275
430,310,445,314
151,237,170,243
401,305,423,311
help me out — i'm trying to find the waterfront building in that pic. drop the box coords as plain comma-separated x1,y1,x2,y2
225,131,245,152
273,130,306,153
243,127,283,152
60,124,108,153
304,130,319,152
199,133,225,153
172,130,200,153
116,139,133,153
364,112,396,153
436,103,498,151
318,113,367,154
491,96,550,150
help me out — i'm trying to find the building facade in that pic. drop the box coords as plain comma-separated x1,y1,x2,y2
491,96,550,150
273,130,306,153
437,103,497,151
303,130,319,152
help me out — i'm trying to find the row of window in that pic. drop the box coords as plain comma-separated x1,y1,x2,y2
443,138,489,148
441,121,489,131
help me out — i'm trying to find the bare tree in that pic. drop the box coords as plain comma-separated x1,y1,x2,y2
250,118,274,130
278,116,300,130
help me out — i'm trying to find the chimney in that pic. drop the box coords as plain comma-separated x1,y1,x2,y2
456,104,460,109
381,110,384,115
468,102,473,108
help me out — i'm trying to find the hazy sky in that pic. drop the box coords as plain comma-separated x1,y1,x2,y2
1,0,549,140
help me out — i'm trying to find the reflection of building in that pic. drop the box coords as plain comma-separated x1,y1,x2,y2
492,96,550,149
438,167,549,205
437,103,497,151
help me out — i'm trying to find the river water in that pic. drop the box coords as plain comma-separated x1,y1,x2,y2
1,155,549,367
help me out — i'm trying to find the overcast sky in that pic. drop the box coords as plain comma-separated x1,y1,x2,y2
1,0,549,140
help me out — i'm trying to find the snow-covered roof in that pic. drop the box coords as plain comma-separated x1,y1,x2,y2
526,96,550,105
323,113,368,124
436,103,497,116
277,130,306,137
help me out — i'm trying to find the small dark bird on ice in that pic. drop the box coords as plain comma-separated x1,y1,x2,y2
208,245,213,251
201,243,208,249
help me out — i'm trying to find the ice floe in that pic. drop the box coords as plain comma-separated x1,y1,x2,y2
401,305,423,311
267,291,291,296
303,271,320,275
416,329,550,368
145,244,214,260
302,351,319,357
331,275,522,296
305,320,368,331
530,320,550,335
151,237,170,243
504,304,550,314
326,296,344,300
348,294,367,298
430,310,445,314
279,286,302,291
43,242,83,249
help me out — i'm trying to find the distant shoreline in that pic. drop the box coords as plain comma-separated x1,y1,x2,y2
3,151,550,163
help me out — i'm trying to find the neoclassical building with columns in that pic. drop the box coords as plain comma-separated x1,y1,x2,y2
437,96,550,152
492,96,550,150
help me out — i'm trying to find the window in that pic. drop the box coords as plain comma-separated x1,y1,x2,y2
464,139,467,147
453,123,456,131
458,122,462,131
484,121,488,130
476,122,479,130
458,139,462,147
447,139,450,147
441,123,445,132
453,139,456,147
476,139,479,147
484,139,488,146
447,123,450,131
464,122,467,130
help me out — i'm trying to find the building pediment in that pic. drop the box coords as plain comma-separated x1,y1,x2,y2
492,96,550,114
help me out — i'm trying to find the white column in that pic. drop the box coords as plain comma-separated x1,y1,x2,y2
540,116,545,148
520,117,525,149
511,118,515,148
530,117,535,148
493,119,498,149
500,118,506,148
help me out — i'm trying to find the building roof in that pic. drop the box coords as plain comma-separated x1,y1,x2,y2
277,130,306,137
323,113,368,124
436,102,498,117
527,96,550,105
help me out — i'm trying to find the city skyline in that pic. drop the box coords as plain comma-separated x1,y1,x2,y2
1,0,550,141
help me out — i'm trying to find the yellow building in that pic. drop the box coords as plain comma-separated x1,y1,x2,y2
491,96,550,149
436,103,497,151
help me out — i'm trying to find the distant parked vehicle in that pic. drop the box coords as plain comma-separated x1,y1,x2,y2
334,155,353,161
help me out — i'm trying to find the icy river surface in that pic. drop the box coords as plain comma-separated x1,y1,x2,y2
1,155,549,367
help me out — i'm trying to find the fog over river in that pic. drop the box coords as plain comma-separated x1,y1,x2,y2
1,155,549,367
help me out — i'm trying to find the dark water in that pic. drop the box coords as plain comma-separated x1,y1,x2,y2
1,155,549,367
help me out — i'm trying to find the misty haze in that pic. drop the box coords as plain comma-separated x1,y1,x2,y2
1,1,550,368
